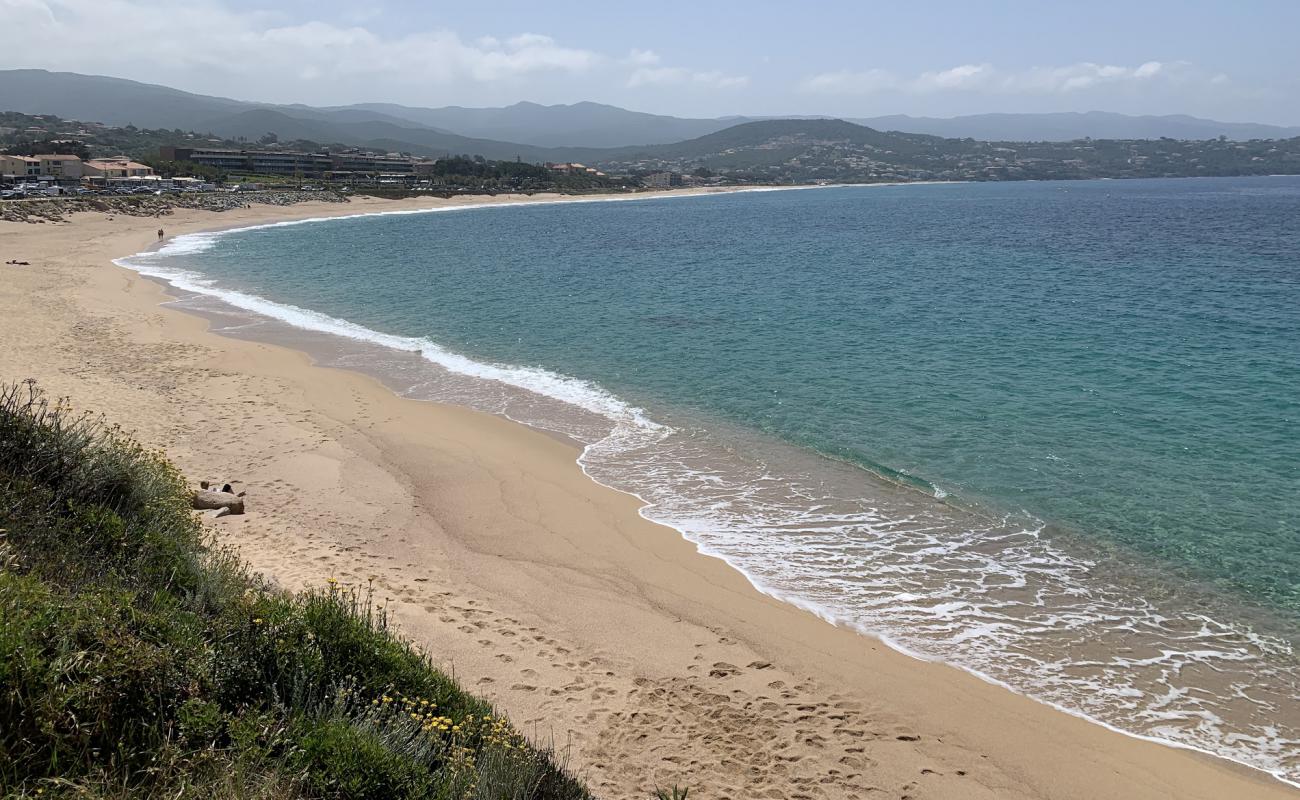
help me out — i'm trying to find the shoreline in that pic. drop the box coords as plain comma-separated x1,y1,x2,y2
3,192,1294,799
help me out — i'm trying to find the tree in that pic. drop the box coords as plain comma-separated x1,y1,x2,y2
3,138,91,160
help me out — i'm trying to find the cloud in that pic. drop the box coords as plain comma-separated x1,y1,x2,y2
802,68,897,94
625,49,662,67
0,0,602,96
620,49,747,89
1004,61,1183,93
802,60,1205,95
627,66,749,90
915,63,996,91
0,0,753,104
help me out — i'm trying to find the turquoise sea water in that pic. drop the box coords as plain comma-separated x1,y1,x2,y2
124,177,1300,783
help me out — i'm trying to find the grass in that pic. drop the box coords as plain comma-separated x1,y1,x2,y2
0,380,594,800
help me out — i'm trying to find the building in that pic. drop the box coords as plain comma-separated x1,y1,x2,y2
642,170,683,188
159,146,432,179
84,158,155,179
29,154,84,179
545,162,607,177
159,146,255,173
159,146,332,176
0,155,40,179
0,154,85,182
328,152,419,175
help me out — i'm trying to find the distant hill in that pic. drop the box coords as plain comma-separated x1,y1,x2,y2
0,69,437,134
0,69,563,161
584,118,959,174
2,68,1297,162
194,108,558,162
338,100,731,148
598,118,939,163
850,111,1300,142
577,117,1300,183
0,69,254,131
330,105,1300,147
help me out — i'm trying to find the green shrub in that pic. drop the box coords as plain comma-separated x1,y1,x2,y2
0,381,593,799
288,718,441,799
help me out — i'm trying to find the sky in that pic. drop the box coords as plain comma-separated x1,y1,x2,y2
3,0,1298,124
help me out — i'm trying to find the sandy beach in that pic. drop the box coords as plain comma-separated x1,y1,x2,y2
1,193,1293,800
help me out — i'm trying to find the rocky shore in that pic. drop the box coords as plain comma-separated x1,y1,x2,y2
0,190,349,224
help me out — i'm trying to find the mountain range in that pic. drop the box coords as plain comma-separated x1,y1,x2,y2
848,111,1300,142
4,69,1299,157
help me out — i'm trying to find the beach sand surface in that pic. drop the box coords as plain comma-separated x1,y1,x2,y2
1,193,1293,799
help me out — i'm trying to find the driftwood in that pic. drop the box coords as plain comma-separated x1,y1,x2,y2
192,489,245,515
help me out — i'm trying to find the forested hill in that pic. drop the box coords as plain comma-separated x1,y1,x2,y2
583,118,1300,183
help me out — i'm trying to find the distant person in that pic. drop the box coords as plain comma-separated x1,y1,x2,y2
157,228,165,240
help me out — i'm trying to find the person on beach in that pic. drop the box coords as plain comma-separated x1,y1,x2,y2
157,228,165,240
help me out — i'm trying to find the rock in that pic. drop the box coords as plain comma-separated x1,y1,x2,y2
192,489,245,514
1,190,348,225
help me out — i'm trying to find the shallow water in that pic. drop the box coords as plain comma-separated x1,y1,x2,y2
121,177,1300,784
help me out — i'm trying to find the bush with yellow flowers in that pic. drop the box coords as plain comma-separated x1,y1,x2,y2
0,381,591,800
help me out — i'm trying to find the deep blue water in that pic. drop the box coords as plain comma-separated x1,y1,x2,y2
131,177,1300,780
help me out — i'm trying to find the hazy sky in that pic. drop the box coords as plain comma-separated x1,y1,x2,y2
4,0,1298,124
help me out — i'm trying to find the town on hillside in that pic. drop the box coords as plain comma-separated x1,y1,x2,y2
3,109,1299,199
0,112,641,198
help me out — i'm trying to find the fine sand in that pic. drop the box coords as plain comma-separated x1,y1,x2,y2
1,192,1293,799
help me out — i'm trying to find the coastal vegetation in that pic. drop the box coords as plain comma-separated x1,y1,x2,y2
0,380,592,799
418,156,628,193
